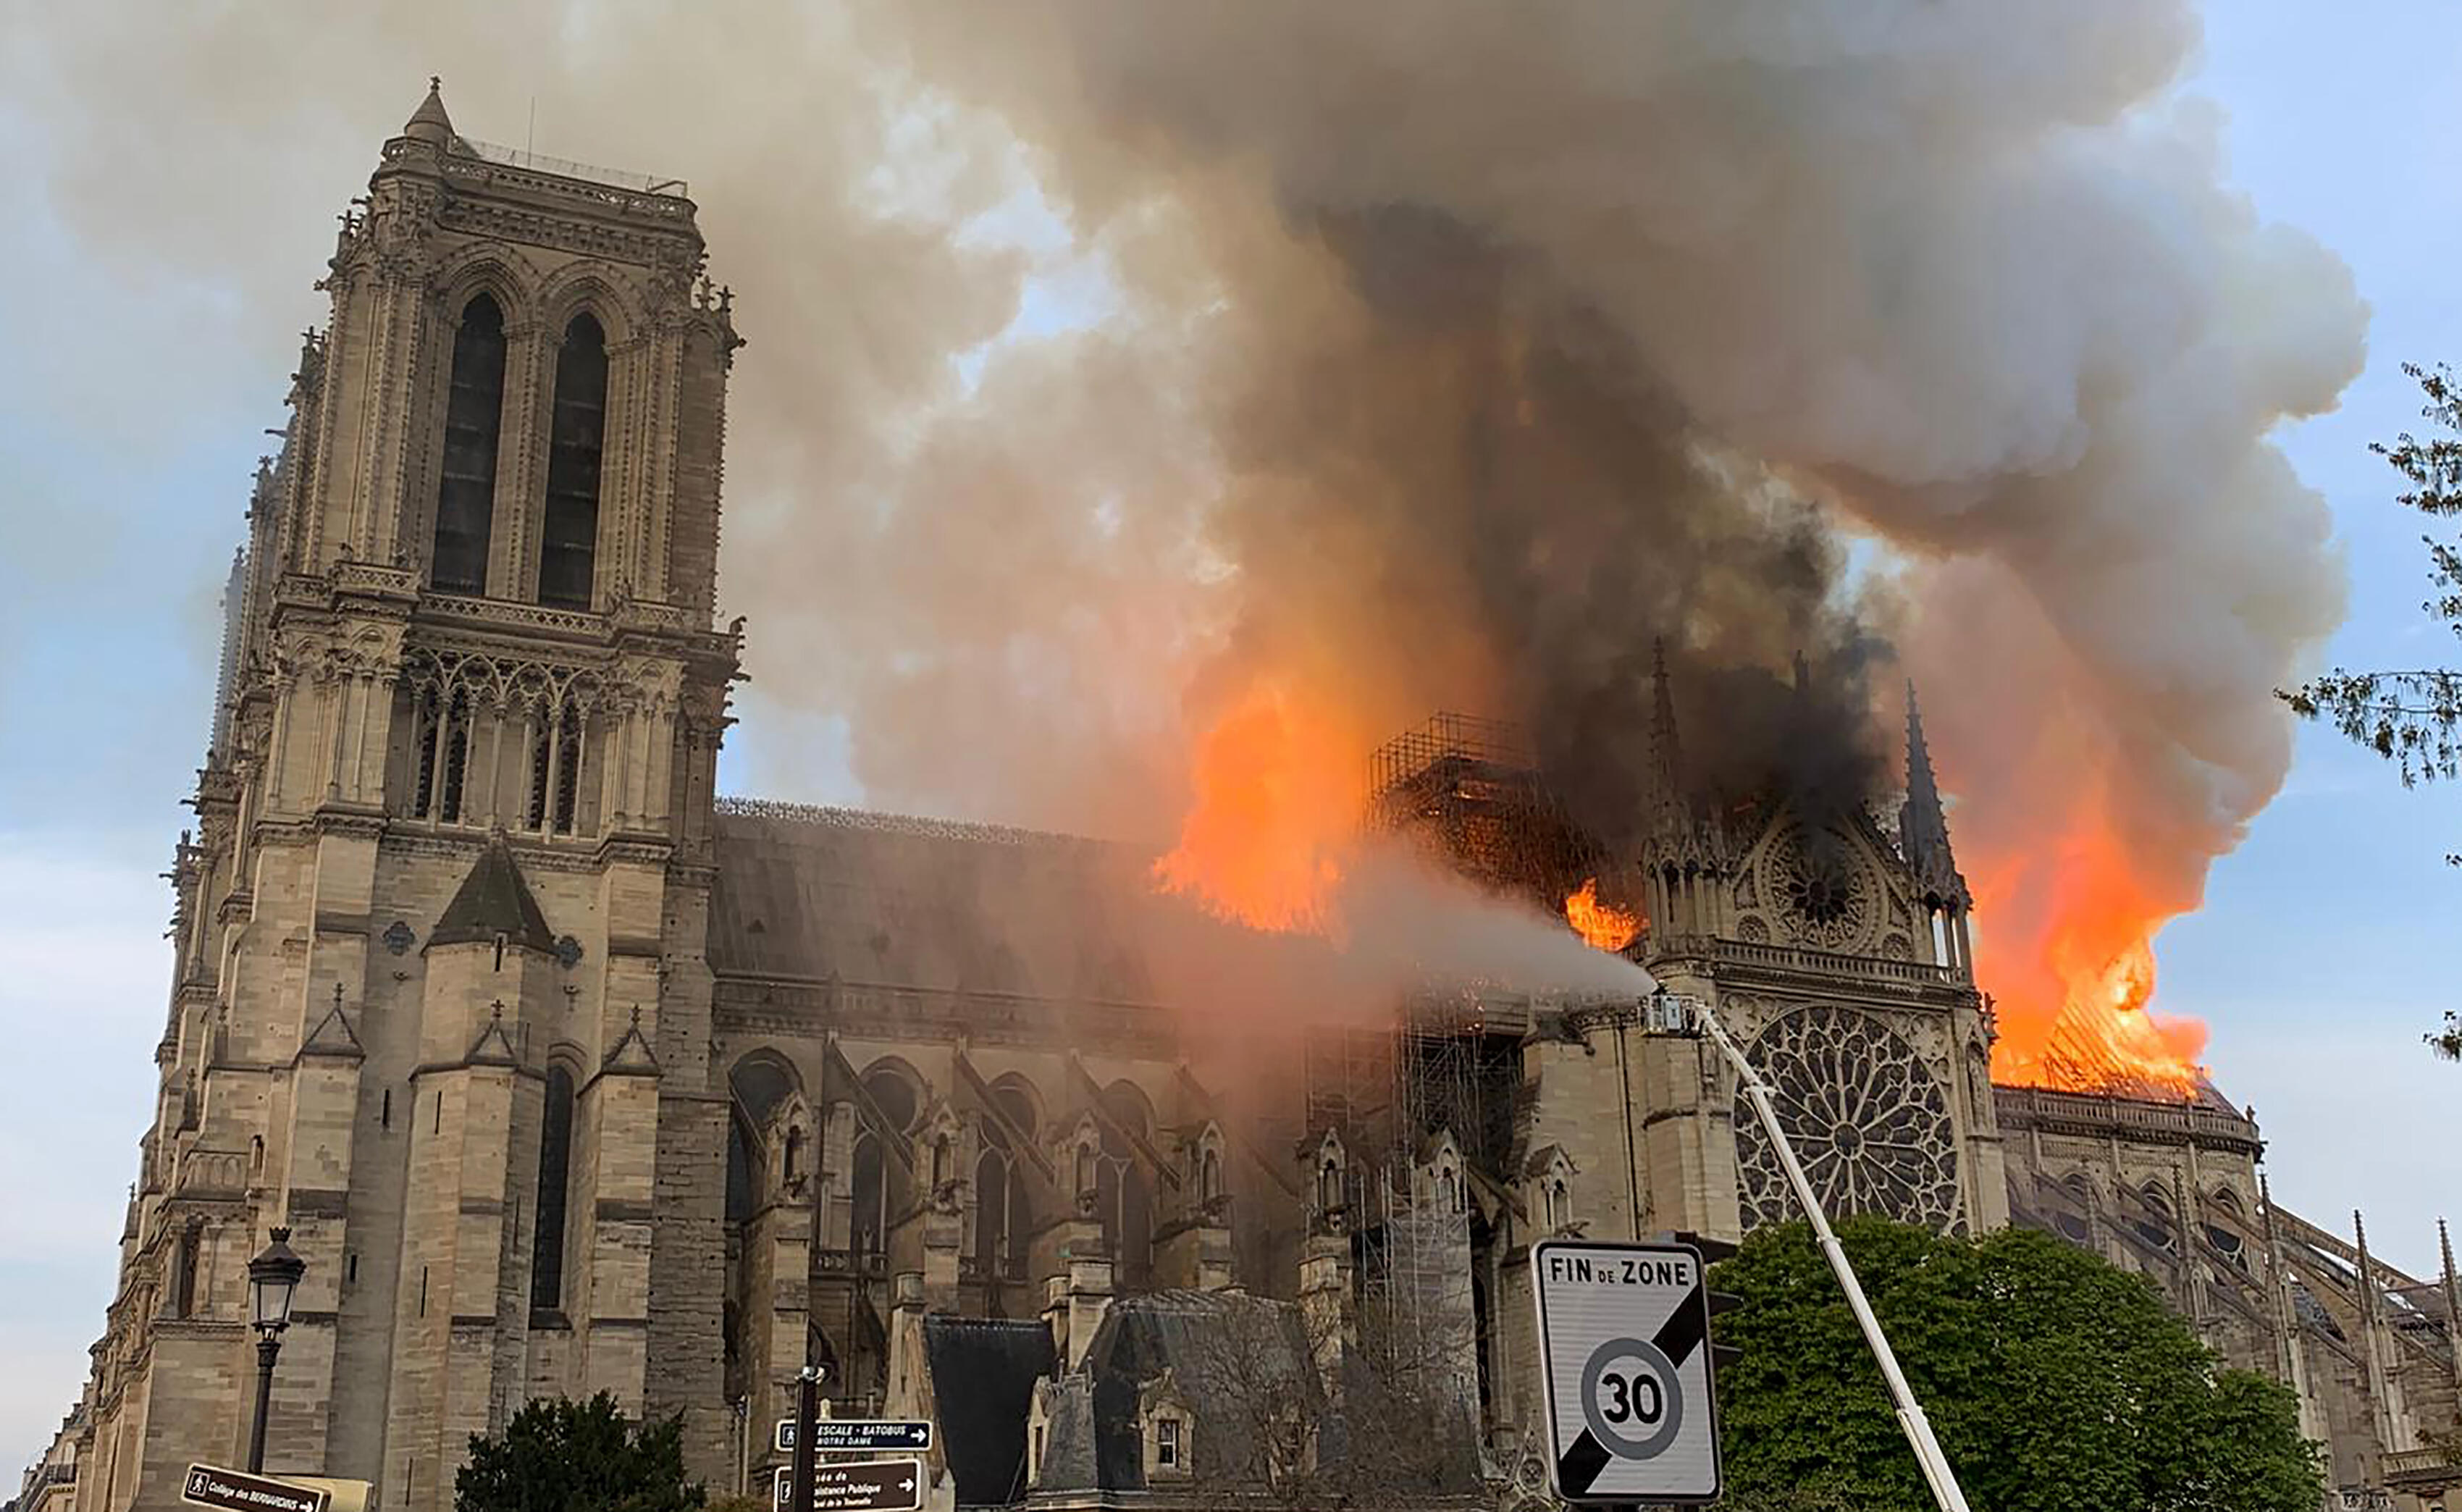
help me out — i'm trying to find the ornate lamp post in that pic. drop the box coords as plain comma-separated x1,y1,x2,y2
245,1227,306,1474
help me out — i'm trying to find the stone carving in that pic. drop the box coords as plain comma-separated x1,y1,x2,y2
1735,1007,1960,1230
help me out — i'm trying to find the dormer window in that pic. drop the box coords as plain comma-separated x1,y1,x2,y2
1138,1371,1193,1484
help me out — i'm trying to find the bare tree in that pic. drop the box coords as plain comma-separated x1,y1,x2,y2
1188,1290,1484,1511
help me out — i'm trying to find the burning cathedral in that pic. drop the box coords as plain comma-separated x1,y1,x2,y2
22,89,2462,1512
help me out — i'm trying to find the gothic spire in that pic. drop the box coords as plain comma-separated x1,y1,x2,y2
1649,638,1684,831
403,76,455,146
1898,681,1970,910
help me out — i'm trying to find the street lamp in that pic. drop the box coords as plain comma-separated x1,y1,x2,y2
245,1226,306,1474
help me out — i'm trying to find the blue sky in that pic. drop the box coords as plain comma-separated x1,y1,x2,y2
3,0,2459,1478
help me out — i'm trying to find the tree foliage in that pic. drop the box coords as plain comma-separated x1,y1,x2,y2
455,1392,707,1512
1710,1219,2322,1512
2281,360,2462,1059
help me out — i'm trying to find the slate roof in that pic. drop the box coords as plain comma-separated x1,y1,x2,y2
707,801,1165,1001
428,834,555,952
920,1316,1054,1508
1037,1290,1323,1494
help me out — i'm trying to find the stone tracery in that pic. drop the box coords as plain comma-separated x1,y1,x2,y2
1734,1005,1962,1230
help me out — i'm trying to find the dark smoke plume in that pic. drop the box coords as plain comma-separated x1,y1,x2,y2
11,3,2370,1059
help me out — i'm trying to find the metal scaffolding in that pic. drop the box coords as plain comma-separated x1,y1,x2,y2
1364,713,1600,911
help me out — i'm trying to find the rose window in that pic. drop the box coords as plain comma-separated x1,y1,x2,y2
1734,1007,1961,1230
1768,823,1875,952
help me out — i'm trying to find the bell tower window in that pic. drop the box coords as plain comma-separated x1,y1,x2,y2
431,294,506,595
532,1065,574,1314
538,312,608,609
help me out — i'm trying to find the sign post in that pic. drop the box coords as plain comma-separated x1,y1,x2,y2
775,1419,932,1455
181,1463,330,1512
769,1456,924,1512
1530,1239,1723,1505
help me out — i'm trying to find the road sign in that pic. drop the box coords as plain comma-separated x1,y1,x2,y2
1531,1239,1723,1504
182,1464,330,1512
774,1418,933,1455
770,1456,924,1511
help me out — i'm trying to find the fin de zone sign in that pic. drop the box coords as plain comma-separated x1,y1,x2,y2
1530,1238,1724,1504
181,1464,330,1512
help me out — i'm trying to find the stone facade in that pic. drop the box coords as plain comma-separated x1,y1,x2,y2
31,91,2461,1512
56,85,741,1511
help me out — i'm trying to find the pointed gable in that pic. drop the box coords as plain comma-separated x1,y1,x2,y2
429,834,554,952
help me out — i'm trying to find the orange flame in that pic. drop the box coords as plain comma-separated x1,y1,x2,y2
1151,682,1361,935
1564,877,1642,952
1967,826,2208,1100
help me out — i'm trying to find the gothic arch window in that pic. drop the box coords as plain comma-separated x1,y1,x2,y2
532,1064,576,1312
931,1135,954,1188
174,1219,203,1317
2132,1183,2177,1254
1318,1157,1343,1213
413,684,474,823
537,311,608,609
989,1076,1041,1143
432,293,507,595
524,698,582,834
1199,1148,1224,1204
1100,1081,1154,1148
731,1054,797,1127
726,1114,757,1226
1545,1177,1571,1230
973,1147,1009,1280
860,1063,921,1138
1095,1156,1153,1289
852,1132,886,1256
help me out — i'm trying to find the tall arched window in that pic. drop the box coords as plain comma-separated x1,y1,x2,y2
432,294,507,595
852,1133,885,1256
532,1065,575,1312
538,312,608,609
973,1148,1008,1279
525,699,582,835
174,1219,203,1317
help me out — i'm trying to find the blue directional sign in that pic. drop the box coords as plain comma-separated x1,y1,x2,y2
773,1419,933,1456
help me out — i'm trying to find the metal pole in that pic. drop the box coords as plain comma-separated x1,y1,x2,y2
1689,999,1976,1512
788,1364,821,1511
248,1332,280,1473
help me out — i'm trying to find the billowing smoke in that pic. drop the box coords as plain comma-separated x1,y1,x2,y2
844,1,2366,1077
11,3,2367,1075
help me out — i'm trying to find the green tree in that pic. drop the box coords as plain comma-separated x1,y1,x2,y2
455,1392,707,1512
2281,361,2462,1059
1710,1219,2322,1512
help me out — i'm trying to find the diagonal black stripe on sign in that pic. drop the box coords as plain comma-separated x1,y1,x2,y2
1558,1279,1707,1499
1556,1427,1613,1496
1652,1279,1706,1369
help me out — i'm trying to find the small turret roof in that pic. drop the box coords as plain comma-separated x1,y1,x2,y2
403,76,455,145
429,833,555,952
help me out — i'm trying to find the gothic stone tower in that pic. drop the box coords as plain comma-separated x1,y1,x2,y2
1502,663,2006,1257
80,84,742,1511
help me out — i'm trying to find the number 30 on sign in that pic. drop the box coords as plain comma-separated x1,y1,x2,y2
1530,1239,1723,1504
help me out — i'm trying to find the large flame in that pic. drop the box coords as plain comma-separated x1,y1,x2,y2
1151,681,1362,936
1564,878,1642,952
1965,825,2209,1100
1153,680,2213,1105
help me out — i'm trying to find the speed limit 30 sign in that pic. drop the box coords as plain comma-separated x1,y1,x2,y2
1531,1238,1723,1503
